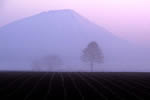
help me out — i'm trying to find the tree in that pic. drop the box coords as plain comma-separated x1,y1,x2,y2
32,55,63,71
81,41,104,72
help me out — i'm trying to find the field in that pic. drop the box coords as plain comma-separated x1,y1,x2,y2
0,72,150,100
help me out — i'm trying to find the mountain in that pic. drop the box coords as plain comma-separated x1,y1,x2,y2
0,9,149,71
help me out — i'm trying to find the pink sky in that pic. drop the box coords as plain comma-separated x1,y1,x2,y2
0,0,150,46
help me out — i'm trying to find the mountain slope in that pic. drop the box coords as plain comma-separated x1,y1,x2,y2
0,9,146,71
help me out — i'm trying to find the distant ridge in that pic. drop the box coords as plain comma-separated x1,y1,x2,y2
0,9,149,71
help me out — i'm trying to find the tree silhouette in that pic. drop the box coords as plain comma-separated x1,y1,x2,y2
81,41,104,72
32,55,63,71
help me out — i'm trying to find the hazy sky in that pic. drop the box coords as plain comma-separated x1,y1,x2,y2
0,0,150,46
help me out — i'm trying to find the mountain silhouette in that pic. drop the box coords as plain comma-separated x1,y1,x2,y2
0,9,146,71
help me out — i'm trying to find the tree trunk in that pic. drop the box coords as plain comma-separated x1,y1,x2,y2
90,62,94,72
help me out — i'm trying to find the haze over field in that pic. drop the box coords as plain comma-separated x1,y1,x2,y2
0,0,150,72
0,9,149,71
0,2,150,100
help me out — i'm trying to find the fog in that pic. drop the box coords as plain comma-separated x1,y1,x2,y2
1,0,150,45
0,9,150,72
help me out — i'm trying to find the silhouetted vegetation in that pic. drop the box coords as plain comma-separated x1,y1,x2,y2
81,41,104,72
32,55,63,71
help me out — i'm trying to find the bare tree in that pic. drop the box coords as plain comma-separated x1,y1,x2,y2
81,41,104,72
32,55,63,71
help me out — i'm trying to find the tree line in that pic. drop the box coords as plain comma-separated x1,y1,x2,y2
32,41,104,72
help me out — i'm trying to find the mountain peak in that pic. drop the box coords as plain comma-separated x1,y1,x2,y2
48,9,75,12
44,9,76,15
